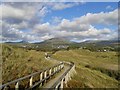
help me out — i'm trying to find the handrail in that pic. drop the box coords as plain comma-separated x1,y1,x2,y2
0,62,64,89
27,65,63,90
49,58,75,89
51,61,75,89
1,57,75,89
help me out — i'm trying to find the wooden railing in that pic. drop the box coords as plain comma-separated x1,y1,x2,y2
1,58,76,90
51,61,76,89
0,62,64,90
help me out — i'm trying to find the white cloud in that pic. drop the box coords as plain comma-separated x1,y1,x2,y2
1,4,35,20
59,19,90,31
1,2,50,41
1,2,118,42
2,27,35,41
44,2,80,11
51,16,62,24
32,9,118,41
1,20,38,41
41,33,54,40
51,3,78,10
11,21,28,29
33,22,51,34
74,9,118,25
1,3,49,22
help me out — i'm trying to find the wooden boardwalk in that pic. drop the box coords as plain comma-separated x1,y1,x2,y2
0,58,75,90
42,64,70,89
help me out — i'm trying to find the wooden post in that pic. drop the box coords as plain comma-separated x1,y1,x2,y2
55,84,59,90
63,64,64,68
30,76,33,87
49,69,52,77
40,72,43,81
44,71,47,82
68,72,71,80
65,74,68,87
3,86,8,90
60,79,63,89
59,65,61,70
56,66,57,72
60,65,62,70
39,72,43,87
61,64,64,69
54,67,56,73
65,75,67,84
15,82,19,90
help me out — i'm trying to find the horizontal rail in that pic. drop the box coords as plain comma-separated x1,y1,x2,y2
51,61,74,88
0,62,64,89
27,66,64,90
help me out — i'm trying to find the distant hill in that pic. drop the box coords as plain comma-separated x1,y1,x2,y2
38,38,74,45
79,40,119,46
5,40,29,44
3,38,119,51
77,40,119,51
4,39,119,46
34,38,119,51
83,40,119,44
32,38,75,51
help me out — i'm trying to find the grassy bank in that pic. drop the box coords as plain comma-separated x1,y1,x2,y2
2,44,58,84
52,49,119,88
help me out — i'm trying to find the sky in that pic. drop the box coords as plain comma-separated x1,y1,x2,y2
0,2,119,42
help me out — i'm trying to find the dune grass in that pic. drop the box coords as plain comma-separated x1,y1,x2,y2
2,44,119,88
2,44,58,84
52,49,119,88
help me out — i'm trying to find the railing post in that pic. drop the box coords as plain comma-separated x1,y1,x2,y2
65,74,68,87
59,65,61,70
54,67,56,73
60,79,63,89
61,63,64,69
68,72,71,80
30,76,33,87
56,66,58,72
44,71,47,82
15,81,19,90
3,86,8,90
39,72,43,87
60,65,62,70
40,72,43,81
55,84,59,90
63,63,64,68
49,68,52,77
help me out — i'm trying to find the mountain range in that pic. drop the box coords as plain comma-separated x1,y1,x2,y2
4,38,119,51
